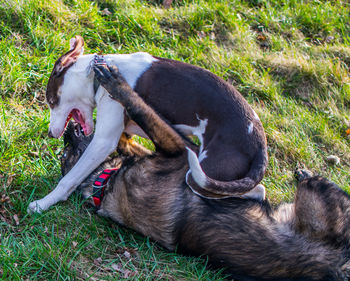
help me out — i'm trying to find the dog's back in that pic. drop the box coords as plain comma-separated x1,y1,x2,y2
134,57,268,198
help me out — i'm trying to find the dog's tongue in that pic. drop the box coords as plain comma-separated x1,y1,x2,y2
71,109,88,135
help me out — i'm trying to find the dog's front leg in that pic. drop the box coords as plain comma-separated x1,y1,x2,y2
28,90,125,213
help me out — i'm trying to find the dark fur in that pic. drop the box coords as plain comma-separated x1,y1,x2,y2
133,57,268,197
48,36,268,198
61,66,350,281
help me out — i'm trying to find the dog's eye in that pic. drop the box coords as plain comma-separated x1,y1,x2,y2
62,152,67,158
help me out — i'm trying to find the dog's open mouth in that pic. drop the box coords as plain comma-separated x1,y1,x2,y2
62,109,89,137
71,120,85,138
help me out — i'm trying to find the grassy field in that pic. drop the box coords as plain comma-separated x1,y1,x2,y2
1,0,349,279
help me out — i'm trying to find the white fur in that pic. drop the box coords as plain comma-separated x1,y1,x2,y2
69,38,77,50
241,184,265,201
195,116,208,154
253,110,260,121
173,124,194,135
198,150,207,163
248,122,254,134
48,56,96,138
28,53,156,213
186,147,207,188
174,116,208,156
175,118,210,190
105,52,157,88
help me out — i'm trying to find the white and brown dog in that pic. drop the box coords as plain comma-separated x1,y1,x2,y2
28,36,268,213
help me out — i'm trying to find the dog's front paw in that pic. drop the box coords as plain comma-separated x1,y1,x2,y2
295,169,313,182
27,200,45,214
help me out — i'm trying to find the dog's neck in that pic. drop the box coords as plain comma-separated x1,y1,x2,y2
103,53,157,88
73,52,157,103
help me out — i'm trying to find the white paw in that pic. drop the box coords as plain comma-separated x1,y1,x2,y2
27,200,45,214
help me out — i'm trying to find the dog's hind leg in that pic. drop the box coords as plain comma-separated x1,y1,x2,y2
94,64,187,156
295,176,350,247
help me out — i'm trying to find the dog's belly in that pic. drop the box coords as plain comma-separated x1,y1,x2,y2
173,123,205,138
125,121,206,138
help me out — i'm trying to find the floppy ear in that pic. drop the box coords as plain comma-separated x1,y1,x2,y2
56,35,84,73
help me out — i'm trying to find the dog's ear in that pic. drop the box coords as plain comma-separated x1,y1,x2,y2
56,35,84,73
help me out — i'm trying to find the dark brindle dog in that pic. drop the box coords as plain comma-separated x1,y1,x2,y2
61,65,350,281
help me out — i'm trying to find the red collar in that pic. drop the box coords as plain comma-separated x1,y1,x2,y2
92,168,119,207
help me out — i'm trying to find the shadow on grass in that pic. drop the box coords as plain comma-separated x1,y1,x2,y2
258,58,321,102
158,8,234,48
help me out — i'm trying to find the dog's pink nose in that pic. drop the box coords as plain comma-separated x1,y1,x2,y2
48,130,54,138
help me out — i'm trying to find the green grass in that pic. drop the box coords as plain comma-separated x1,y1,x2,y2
1,0,350,279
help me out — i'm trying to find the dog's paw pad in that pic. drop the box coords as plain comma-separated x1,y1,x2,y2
295,169,313,182
27,201,43,214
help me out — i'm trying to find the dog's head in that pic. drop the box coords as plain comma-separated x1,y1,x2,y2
46,36,95,138
61,121,94,176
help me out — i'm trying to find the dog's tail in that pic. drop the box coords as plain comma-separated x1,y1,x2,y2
185,146,268,199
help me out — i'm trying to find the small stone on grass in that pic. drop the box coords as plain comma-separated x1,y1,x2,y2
325,155,340,165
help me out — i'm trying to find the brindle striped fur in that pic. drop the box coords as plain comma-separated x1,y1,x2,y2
61,66,350,281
